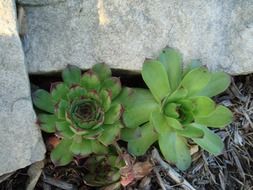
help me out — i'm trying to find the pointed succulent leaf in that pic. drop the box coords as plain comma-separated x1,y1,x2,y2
80,71,100,90
33,89,54,113
70,138,93,156
123,88,159,128
62,65,81,86
192,124,224,155
67,87,86,101
191,96,216,117
101,77,121,100
159,133,191,170
164,103,179,118
181,67,211,97
128,123,158,156
104,104,122,124
98,123,121,146
113,87,133,105
176,124,204,138
195,105,233,128
91,141,108,154
37,114,57,133
92,63,112,82
50,138,74,166
183,59,202,76
51,83,69,102
79,140,93,155
56,99,69,119
55,121,74,138
142,60,171,102
197,72,231,97
99,90,111,112
159,48,182,91
80,127,104,138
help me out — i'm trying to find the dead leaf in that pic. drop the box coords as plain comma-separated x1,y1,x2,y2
190,145,199,155
120,160,153,187
47,136,60,151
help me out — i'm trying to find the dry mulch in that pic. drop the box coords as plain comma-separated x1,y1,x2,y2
0,74,253,190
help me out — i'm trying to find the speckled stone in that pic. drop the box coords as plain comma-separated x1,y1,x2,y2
0,0,45,176
19,0,253,75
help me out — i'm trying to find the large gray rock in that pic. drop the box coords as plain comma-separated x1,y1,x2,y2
19,0,253,75
0,0,45,176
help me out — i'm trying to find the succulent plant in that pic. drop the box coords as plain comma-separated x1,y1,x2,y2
33,63,123,166
83,154,125,189
120,48,233,170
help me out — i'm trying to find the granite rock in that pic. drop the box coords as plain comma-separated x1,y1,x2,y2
0,0,45,176
20,0,253,75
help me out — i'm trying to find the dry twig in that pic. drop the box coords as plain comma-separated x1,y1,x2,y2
151,148,196,190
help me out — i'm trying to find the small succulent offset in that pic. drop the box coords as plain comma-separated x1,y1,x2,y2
83,154,125,189
33,63,123,166
121,48,233,170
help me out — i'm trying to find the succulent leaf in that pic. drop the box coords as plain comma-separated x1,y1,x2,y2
158,132,177,163
37,114,57,133
80,71,100,90
195,105,233,128
70,138,93,155
56,100,69,119
91,141,108,154
33,89,54,113
163,103,180,118
98,123,121,146
51,83,69,102
142,60,171,102
192,124,224,155
92,63,112,82
55,121,74,138
120,127,141,141
50,138,74,166
159,133,191,170
151,111,170,134
191,96,216,117
104,104,122,125
101,77,121,99
176,124,204,138
62,65,81,86
165,87,188,102
67,87,86,101
123,88,159,128
197,72,231,97
181,67,211,97
183,59,202,76
159,48,182,91
100,90,111,112
127,123,158,156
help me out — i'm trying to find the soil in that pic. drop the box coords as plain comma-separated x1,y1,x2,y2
0,72,252,190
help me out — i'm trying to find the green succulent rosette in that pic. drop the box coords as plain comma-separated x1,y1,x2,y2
33,63,123,166
120,48,233,170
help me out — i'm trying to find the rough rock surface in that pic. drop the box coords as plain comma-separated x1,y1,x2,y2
19,0,253,75
0,0,45,176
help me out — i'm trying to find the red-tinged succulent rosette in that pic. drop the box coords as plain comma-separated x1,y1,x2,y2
33,63,123,166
